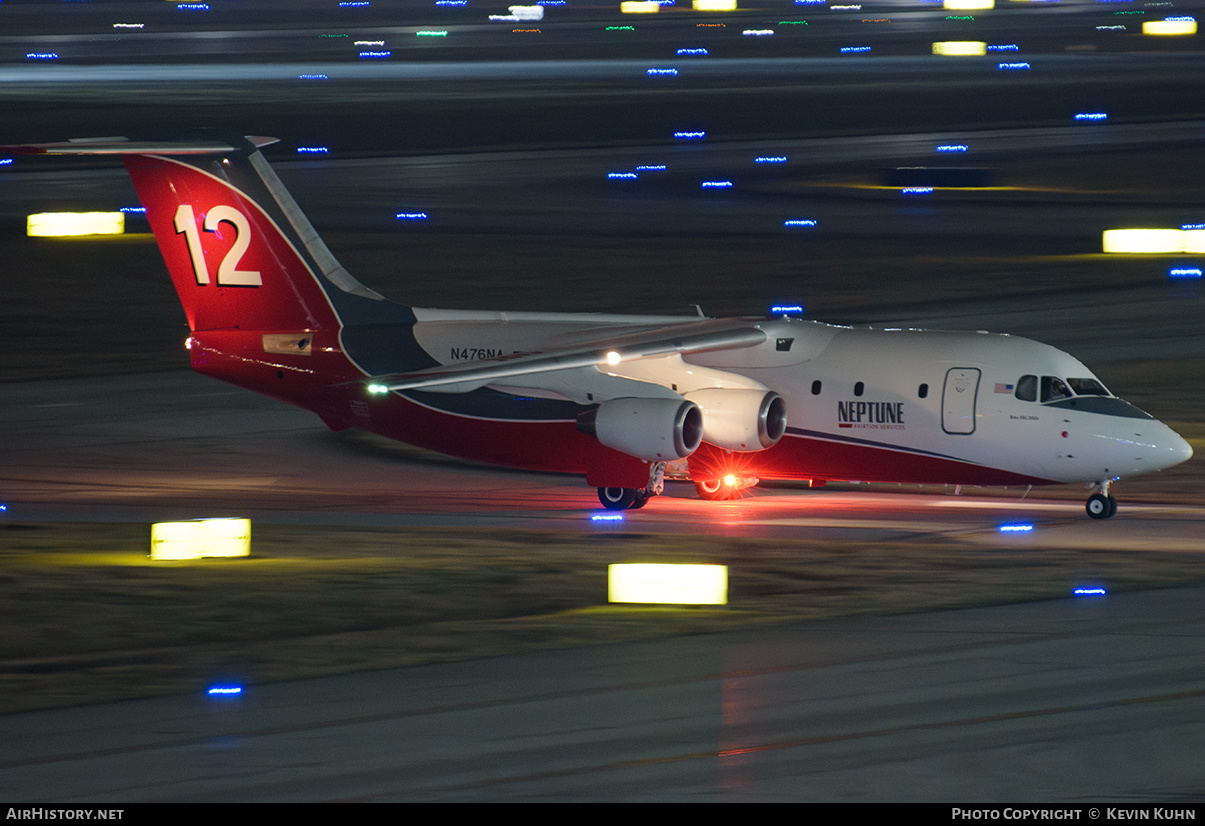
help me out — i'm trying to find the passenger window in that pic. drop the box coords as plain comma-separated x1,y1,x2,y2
918,383,928,399
1041,376,1072,403
1014,375,1037,402
811,380,822,396
854,382,864,397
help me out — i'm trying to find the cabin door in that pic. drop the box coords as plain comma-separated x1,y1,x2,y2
942,368,981,435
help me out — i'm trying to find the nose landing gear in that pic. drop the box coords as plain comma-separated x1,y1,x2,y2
1086,480,1118,520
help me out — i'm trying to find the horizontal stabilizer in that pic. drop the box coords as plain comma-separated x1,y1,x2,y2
1,136,278,155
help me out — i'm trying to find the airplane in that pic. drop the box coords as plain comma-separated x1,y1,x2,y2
8,133,1193,519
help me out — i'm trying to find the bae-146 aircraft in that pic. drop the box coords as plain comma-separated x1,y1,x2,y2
10,134,1192,518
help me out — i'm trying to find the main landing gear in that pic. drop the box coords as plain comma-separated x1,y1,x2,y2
598,487,649,511
1086,479,1118,520
597,462,665,511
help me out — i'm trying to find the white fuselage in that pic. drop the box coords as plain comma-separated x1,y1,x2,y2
409,311,1192,487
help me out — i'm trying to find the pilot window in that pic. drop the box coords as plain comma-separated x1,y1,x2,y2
1014,375,1037,402
1067,377,1109,396
1041,376,1072,403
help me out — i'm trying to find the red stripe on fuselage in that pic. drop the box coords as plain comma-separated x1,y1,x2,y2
187,333,650,487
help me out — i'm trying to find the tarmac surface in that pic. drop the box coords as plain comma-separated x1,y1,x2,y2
3,584,1205,801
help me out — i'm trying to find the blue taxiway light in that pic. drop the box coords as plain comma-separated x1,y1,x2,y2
1075,112,1108,121
1073,587,1107,596
635,164,666,171
647,68,679,76
674,131,705,139
998,62,1030,70
207,685,243,696
1170,267,1203,278
298,74,329,80
396,212,429,220
936,145,968,153
999,523,1034,533
702,180,733,188
297,146,329,154
591,514,624,522
771,305,805,314
755,156,788,164
783,219,817,227
901,187,934,195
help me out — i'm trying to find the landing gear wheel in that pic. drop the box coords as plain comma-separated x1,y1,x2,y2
1086,493,1117,520
694,478,735,501
629,493,650,510
598,487,638,511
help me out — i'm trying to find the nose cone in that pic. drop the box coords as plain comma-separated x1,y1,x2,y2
1157,426,1194,471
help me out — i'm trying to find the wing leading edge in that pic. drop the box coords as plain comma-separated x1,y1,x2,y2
366,320,769,396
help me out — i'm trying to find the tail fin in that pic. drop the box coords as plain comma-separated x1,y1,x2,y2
120,134,396,333
11,133,407,334
8,134,435,393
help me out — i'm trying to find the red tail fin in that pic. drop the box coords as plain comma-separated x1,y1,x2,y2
122,152,341,334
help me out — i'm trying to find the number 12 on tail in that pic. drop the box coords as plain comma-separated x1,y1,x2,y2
173,203,262,287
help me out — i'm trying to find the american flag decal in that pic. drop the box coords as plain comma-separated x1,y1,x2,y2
995,383,1014,394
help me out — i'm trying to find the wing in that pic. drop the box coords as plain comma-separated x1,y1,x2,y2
366,318,769,397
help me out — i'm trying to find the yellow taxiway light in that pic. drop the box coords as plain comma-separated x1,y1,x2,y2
1102,228,1205,254
150,518,251,561
944,0,993,9
693,0,737,10
1143,20,1197,36
27,211,124,237
608,563,728,605
621,1,659,12
932,41,987,56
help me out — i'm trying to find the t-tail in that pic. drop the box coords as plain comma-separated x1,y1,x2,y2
9,134,434,424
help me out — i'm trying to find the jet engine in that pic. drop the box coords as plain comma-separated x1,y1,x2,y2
684,388,787,451
577,397,704,461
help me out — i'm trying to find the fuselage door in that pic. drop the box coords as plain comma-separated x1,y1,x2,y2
942,368,981,435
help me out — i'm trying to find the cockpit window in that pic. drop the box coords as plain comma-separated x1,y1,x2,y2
1014,375,1037,402
1067,377,1110,397
1041,376,1072,403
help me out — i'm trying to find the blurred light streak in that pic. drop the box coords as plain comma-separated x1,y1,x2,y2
28,212,124,237
1143,19,1196,34
608,563,728,605
933,41,987,55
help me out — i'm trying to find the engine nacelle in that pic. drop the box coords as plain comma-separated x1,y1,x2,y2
684,388,787,451
577,397,704,461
